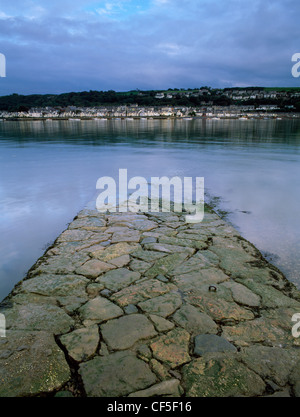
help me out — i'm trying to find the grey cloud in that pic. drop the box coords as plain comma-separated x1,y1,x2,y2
0,0,299,94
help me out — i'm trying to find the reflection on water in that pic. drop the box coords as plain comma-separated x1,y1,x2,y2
0,118,300,300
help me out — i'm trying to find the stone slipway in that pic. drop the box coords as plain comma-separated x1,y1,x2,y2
0,206,300,397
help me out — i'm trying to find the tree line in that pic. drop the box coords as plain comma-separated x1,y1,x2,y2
0,89,299,112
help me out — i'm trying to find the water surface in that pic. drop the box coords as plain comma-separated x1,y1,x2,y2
0,118,300,300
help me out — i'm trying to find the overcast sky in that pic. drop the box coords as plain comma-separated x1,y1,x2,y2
0,0,299,95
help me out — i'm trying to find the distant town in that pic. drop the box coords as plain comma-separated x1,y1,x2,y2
0,87,300,120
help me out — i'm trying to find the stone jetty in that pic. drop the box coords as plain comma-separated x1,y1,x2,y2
0,205,300,397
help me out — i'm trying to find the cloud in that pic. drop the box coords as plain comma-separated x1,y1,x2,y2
0,0,299,94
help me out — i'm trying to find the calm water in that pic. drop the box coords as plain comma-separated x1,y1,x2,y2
0,118,300,301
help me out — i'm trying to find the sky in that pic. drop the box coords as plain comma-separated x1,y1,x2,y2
0,0,299,95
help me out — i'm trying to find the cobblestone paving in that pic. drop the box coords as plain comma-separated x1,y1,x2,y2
0,206,300,397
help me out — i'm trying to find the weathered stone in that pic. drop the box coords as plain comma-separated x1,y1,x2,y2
112,279,174,307
145,252,190,279
137,344,152,361
194,334,237,356
240,346,299,386
139,292,182,318
129,259,151,273
156,275,169,283
97,268,140,291
209,246,256,277
131,249,168,262
158,236,208,250
86,282,105,298
108,255,130,267
236,279,300,309
104,225,126,234
150,328,191,369
182,354,265,397
91,242,139,262
170,251,219,275
187,291,254,324
149,314,175,332
100,289,112,297
128,379,181,397
101,314,157,350
31,253,89,276
60,326,99,362
172,268,229,288
124,304,138,314
144,242,195,255
0,331,70,397
164,222,184,229
177,231,209,240
76,259,115,279
143,227,177,237
57,229,93,242
222,281,261,307
79,351,156,397
3,206,300,398
262,307,300,337
107,214,148,224
141,237,157,244
222,318,288,347
79,296,123,326
212,236,247,250
57,296,88,314
130,219,158,231
289,360,300,397
12,292,58,306
99,342,110,356
150,358,170,380
111,230,141,243
148,213,179,222
265,389,291,397
54,391,74,397
172,304,218,335
80,243,106,255
20,274,89,297
234,267,280,284
68,217,106,230
3,303,74,335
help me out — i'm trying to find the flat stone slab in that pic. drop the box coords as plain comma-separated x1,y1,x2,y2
20,274,89,297
79,296,123,326
0,331,70,397
194,334,237,356
149,314,175,332
91,242,139,262
101,314,157,350
76,259,115,279
96,268,140,291
128,379,182,397
240,345,299,386
60,326,99,362
172,304,218,336
182,354,266,397
79,351,156,397
150,328,191,369
3,303,74,335
138,292,182,318
1,205,300,398
111,279,175,306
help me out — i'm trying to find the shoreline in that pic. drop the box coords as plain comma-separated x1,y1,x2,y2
0,204,300,397
1,113,300,122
